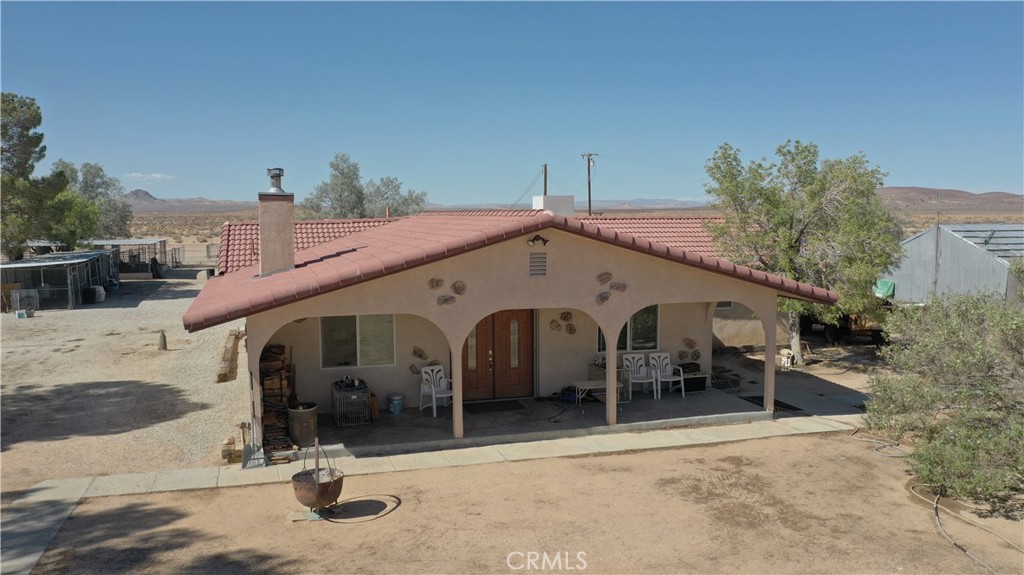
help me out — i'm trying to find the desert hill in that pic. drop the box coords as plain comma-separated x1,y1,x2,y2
877,187,1023,215
127,189,257,214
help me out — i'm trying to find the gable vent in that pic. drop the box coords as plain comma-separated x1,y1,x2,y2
529,252,547,277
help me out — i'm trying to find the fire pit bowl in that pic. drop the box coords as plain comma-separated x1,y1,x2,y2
291,467,344,510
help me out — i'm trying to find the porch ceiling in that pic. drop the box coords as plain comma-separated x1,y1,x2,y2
183,211,838,332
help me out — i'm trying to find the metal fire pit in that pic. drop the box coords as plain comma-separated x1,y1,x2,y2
290,438,344,514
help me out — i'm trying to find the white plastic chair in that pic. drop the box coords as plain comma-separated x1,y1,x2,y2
419,365,454,418
622,353,659,400
649,352,685,398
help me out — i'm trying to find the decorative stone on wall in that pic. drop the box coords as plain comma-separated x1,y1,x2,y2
549,311,578,335
430,277,467,305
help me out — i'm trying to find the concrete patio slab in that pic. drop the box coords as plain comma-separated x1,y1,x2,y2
389,451,454,472
217,464,281,488
339,456,397,476
83,472,158,498
585,429,687,452
15,477,94,504
495,437,597,461
151,467,220,493
441,446,507,467
776,417,853,434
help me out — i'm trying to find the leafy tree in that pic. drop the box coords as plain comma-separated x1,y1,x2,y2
866,291,1024,505
52,159,132,238
47,189,100,249
300,153,365,219
1,92,47,179
364,176,427,218
703,140,903,363
300,153,426,219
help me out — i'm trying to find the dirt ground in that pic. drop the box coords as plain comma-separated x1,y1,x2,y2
30,433,1024,575
0,268,248,499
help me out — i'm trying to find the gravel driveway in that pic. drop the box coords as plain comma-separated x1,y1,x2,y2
1,268,248,498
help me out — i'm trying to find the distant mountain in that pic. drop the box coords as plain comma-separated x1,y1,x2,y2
877,187,1023,214
127,186,1021,217
127,189,258,213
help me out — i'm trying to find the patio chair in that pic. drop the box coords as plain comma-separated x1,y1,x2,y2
622,353,659,400
649,352,685,398
419,365,454,418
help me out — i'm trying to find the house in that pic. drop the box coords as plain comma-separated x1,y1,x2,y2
183,170,837,464
882,223,1023,303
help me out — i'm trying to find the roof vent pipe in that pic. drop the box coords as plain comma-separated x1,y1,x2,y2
266,167,287,194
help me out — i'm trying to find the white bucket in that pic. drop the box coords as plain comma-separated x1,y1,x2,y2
93,286,106,303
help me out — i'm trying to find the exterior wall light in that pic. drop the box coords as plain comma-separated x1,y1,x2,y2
527,234,549,247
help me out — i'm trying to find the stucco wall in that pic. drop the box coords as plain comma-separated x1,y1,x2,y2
264,314,449,409
712,303,789,348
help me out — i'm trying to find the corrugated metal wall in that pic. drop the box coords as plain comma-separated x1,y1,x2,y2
885,226,1009,303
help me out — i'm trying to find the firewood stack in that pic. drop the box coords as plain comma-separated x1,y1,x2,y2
260,346,296,456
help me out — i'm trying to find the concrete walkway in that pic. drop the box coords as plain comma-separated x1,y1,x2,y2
0,414,863,575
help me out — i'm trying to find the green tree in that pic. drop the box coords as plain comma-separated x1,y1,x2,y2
364,176,427,218
866,291,1024,504
52,159,132,238
1,93,81,258
300,153,365,219
47,189,100,249
1,92,47,179
300,153,427,219
703,140,903,363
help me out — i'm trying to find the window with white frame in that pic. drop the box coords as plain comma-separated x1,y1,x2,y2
321,314,395,367
597,305,659,352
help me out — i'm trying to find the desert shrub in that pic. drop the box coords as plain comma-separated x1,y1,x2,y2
866,292,1024,503
911,410,1024,499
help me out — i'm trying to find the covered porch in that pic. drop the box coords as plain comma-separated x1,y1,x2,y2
184,209,838,467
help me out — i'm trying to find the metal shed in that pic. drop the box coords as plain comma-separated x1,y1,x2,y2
883,223,1024,303
0,250,120,311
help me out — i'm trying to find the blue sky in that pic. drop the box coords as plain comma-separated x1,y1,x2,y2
2,2,1022,205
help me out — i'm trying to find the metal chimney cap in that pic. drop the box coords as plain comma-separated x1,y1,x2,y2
264,167,289,195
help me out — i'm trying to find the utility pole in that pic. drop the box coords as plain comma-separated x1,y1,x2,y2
543,163,548,196
581,153,597,215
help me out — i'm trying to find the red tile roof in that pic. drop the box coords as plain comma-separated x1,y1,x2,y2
218,219,395,274
185,211,837,332
578,216,721,256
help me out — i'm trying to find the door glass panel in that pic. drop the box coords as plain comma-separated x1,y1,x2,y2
468,326,477,370
509,319,519,368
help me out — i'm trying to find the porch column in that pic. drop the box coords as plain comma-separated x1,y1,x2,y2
762,313,777,416
451,349,464,439
605,350,618,425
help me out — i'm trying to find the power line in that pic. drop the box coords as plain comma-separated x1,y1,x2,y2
508,168,543,209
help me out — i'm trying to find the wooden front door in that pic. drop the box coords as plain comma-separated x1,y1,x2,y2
462,310,534,401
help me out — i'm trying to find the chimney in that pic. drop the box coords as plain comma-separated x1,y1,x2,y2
259,167,295,276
